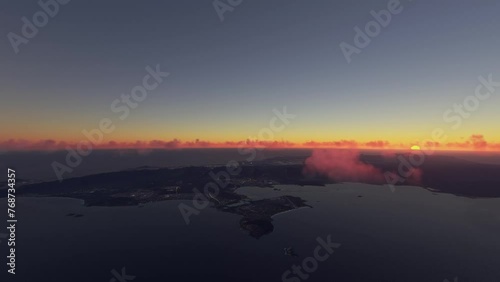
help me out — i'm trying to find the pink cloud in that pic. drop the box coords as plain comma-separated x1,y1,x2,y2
303,149,386,184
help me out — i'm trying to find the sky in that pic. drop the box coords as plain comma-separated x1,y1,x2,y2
1,0,500,151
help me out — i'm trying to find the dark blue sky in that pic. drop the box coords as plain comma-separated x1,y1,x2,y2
1,0,499,144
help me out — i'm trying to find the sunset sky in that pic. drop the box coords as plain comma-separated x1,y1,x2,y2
1,1,499,151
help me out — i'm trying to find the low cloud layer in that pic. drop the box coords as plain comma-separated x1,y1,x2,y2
1,135,499,151
303,149,387,184
304,149,424,186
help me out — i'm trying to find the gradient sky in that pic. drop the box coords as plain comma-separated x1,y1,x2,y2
1,0,500,150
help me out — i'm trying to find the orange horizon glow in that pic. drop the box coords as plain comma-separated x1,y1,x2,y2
2,134,500,153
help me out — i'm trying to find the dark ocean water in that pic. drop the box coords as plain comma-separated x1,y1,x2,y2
1,184,499,282
1,149,500,281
